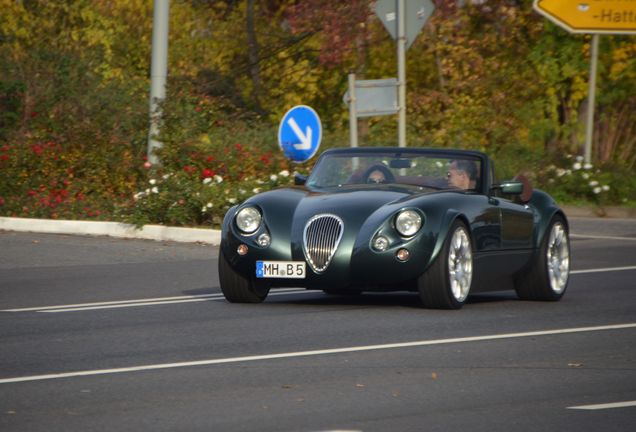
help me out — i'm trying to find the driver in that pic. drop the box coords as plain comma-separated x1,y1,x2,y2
447,160,477,190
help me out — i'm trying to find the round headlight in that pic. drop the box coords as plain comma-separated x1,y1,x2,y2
236,207,261,234
395,210,422,237
372,236,389,252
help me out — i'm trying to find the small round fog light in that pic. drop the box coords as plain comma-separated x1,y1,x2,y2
257,233,271,247
237,244,249,256
372,236,389,251
396,248,410,262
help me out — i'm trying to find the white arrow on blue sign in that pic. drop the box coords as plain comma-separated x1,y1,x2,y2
278,105,322,163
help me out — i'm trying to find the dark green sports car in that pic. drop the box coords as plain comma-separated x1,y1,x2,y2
219,147,570,309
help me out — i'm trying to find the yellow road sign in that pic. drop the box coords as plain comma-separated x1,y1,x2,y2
534,0,636,34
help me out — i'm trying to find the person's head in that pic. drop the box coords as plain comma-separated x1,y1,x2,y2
447,160,477,190
367,169,386,184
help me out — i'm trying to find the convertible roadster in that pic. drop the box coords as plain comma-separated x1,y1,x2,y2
219,147,570,309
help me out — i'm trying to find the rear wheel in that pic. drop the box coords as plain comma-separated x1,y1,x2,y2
218,251,269,303
515,215,570,301
419,220,473,309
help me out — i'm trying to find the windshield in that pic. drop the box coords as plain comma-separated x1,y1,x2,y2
306,151,482,192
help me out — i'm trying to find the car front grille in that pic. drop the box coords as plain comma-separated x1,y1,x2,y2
303,214,344,273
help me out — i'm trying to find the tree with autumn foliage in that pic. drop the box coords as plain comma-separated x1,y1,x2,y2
0,0,634,225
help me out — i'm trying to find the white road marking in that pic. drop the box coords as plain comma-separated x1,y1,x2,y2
571,266,636,275
571,234,636,242
568,400,636,410
1,323,634,385
0,288,311,313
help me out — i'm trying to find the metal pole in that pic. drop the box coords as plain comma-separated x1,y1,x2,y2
584,34,599,164
348,73,358,148
397,0,406,147
147,0,170,165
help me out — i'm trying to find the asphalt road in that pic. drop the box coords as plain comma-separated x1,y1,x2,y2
1,217,635,431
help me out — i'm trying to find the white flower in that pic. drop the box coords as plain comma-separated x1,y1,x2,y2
149,179,157,185
584,163,593,170
582,173,589,179
256,179,264,185
593,187,602,194
201,207,207,212
576,155,584,162
602,185,610,191
239,189,246,195
279,170,290,177
151,187,159,194
573,162,582,170
207,202,213,208
214,175,223,183
435,161,444,168
252,188,261,194
270,174,278,181
145,188,151,194
162,174,171,180
228,198,237,204
133,192,145,200
556,168,567,177
203,177,212,185
589,180,599,187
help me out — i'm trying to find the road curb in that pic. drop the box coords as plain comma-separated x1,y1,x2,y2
0,217,221,245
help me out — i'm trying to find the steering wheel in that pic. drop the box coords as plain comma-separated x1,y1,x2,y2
363,164,395,184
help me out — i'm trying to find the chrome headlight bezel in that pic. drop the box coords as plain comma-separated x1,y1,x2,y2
395,209,422,237
235,206,262,235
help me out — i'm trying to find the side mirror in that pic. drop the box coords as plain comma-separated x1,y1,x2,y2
294,173,307,186
500,181,524,195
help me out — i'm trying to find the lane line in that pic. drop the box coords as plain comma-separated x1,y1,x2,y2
571,234,636,242
1,323,634,385
39,290,315,313
0,288,308,313
568,401,636,410
571,266,636,275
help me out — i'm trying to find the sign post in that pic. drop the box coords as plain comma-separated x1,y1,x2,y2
533,0,636,164
374,0,435,147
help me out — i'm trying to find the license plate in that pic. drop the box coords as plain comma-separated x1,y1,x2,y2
256,261,306,279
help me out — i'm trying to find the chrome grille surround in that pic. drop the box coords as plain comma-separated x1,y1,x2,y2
303,214,344,274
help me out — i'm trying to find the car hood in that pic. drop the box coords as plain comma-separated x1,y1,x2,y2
247,184,440,240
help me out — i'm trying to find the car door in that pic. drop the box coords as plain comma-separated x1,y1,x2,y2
498,198,534,249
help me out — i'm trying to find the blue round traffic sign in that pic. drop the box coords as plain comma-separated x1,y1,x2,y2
278,105,322,163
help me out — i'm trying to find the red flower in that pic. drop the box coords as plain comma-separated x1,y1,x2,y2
1,155,10,161
30,111,38,118
201,168,214,178
0,197,5,206
27,190,37,196
234,143,243,151
206,156,215,163
31,144,44,156
183,165,197,174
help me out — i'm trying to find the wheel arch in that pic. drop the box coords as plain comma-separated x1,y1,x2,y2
428,209,472,265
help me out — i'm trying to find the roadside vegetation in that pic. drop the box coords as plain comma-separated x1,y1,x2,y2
1,0,634,227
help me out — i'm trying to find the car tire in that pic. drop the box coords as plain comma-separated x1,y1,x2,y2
418,220,473,309
515,215,570,301
218,251,269,303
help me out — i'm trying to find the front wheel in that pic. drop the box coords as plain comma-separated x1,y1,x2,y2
418,220,473,309
515,215,570,301
218,251,269,303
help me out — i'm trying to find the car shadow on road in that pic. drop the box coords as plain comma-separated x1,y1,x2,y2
264,290,521,309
